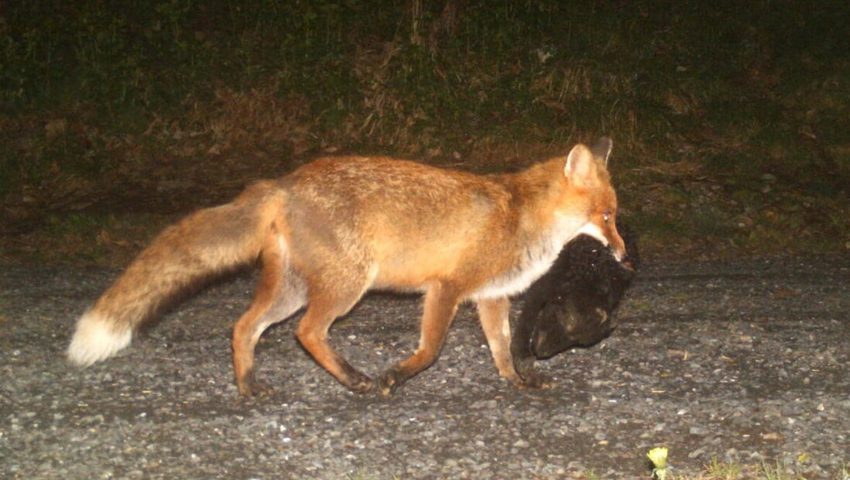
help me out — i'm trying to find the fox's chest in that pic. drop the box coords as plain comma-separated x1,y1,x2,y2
469,215,586,301
470,254,556,300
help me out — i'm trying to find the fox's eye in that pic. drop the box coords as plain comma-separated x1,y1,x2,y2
602,211,612,223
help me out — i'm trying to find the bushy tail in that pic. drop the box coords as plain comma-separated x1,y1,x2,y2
67,180,286,366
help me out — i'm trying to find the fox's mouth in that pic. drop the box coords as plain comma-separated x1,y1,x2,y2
575,222,609,247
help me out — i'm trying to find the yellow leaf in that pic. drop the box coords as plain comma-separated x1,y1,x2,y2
647,447,668,468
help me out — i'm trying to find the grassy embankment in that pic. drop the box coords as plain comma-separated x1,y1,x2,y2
2,1,848,266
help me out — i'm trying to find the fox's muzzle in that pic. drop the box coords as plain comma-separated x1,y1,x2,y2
575,222,627,262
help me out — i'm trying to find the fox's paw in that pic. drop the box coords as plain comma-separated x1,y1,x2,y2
515,368,553,390
377,368,408,397
346,375,374,395
338,363,374,394
236,370,273,397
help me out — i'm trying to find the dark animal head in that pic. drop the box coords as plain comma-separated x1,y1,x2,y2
527,222,639,359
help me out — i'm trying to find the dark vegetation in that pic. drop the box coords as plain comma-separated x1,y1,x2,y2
1,0,848,264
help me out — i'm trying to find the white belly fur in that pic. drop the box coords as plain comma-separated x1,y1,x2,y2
470,215,589,300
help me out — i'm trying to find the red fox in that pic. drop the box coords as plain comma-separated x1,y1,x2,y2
68,137,626,396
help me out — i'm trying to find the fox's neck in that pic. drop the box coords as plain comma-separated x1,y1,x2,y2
498,158,574,240
470,159,588,300
510,158,588,268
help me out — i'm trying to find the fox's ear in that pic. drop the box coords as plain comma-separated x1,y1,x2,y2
590,136,613,166
564,143,599,187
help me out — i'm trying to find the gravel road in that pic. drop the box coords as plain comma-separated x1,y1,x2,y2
1,255,848,479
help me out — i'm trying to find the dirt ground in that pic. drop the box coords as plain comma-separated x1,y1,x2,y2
1,254,848,479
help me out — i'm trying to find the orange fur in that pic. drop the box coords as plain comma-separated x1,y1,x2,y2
68,139,625,396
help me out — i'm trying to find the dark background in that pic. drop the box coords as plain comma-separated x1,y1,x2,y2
1,0,848,264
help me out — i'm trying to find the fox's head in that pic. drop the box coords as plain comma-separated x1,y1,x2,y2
559,137,627,262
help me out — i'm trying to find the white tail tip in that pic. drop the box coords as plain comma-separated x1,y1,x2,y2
67,311,132,366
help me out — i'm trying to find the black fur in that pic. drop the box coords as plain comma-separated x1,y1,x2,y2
511,221,639,386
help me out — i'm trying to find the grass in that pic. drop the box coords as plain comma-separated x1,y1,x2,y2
652,456,849,480
562,455,850,480
1,0,849,265
0,211,166,265
702,457,743,480
634,446,847,480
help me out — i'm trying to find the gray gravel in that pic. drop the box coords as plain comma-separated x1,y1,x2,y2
1,255,849,479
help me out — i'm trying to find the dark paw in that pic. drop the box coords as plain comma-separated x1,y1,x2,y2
515,367,552,390
377,368,406,397
338,362,374,394
346,373,375,394
237,371,273,397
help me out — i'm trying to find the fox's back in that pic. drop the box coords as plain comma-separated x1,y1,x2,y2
279,156,518,289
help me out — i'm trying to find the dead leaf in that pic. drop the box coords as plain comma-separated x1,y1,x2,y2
667,349,690,360
45,118,68,140
773,287,800,299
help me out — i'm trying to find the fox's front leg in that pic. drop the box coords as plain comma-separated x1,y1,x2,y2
378,282,460,396
480,297,549,389
476,297,523,384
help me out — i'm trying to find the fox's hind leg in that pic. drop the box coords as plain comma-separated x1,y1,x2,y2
232,234,306,397
295,265,376,393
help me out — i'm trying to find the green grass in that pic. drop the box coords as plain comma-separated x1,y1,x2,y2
757,459,807,480
1,0,849,263
333,459,850,480
703,457,743,479
655,456,849,480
